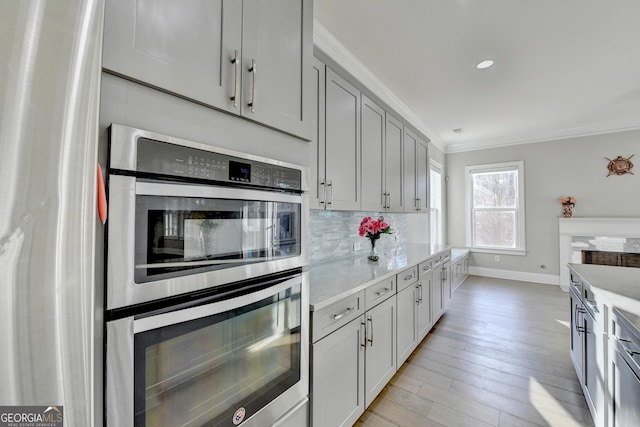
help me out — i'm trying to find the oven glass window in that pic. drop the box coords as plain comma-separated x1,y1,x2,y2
135,196,301,283
134,284,301,426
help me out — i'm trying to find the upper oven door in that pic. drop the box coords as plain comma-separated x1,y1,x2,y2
107,175,308,310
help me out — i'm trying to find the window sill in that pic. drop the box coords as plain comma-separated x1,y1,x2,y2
469,248,527,256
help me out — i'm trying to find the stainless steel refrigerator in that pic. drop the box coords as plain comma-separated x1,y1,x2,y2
0,1,104,425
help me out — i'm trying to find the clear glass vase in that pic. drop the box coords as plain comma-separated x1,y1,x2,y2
367,240,379,261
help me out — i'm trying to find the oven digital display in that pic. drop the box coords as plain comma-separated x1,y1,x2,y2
229,160,251,182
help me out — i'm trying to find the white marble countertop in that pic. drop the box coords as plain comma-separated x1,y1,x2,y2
568,263,640,332
309,243,451,310
451,248,469,261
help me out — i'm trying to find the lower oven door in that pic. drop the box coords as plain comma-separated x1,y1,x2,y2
106,273,308,427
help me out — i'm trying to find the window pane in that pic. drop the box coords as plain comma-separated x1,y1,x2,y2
472,171,517,208
473,210,516,248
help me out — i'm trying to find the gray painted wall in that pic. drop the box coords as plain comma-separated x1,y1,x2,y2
446,129,640,279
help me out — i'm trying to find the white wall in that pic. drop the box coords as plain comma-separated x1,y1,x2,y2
446,129,640,282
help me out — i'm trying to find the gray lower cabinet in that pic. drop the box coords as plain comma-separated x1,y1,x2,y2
311,289,396,426
311,314,365,427
364,296,397,405
103,0,312,139
396,280,431,366
430,267,443,323
397,266,431,367
451,254,469,293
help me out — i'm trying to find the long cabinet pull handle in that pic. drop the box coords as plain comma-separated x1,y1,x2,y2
404,274,415,281
248,59,257,113
419,284,423,304
367,315,374,347
333,307,353,320
230,49,239,108
327,180,334,207
361,319,367,348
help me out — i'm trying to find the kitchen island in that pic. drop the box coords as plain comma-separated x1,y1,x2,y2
307,243,451,427
568,263,640,427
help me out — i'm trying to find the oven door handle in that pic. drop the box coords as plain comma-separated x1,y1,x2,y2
133,274,302,333
135,181,302,204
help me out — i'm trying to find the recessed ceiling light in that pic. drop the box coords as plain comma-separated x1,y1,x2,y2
476,59,494,70
453,128,463,134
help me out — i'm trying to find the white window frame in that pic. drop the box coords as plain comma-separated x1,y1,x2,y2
429,159,443,246
465,160,526,256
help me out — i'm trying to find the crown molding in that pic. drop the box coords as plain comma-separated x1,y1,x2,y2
446,123,640,153
313,19,445,152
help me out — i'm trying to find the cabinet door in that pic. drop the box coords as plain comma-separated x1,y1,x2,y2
584,311,605,425
309,58,326,209
416,137,429,212
311,316,365,427
325,68,361,210
103,0,242,113
396,285,417,367
364,297,396,407
431,269,443,323
403,127,418,212
416,279,432,342
569,292,584,379
242,0,313,139
361,95,385,212
385,114,404,212
442,262,452,307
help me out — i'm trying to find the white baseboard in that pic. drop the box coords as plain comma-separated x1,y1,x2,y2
469,266,561,286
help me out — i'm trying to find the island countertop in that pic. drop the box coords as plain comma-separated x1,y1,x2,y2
568,263,640,332
309,243,451,311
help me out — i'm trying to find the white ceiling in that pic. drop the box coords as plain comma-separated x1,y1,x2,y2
313,0,640,152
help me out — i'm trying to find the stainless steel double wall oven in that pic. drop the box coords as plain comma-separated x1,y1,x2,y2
105,125,309,427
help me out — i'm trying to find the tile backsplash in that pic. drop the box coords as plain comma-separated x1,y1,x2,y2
309,210,409,263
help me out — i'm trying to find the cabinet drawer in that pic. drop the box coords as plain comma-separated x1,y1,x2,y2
397,266,418,291
365,277,396,311
419,258,435,277
311,291,364,343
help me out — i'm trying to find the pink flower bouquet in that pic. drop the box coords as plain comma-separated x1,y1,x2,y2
359,216,392,247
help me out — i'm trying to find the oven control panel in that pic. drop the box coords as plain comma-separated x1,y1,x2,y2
135,137,302,191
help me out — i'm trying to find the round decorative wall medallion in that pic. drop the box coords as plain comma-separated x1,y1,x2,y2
606,155,634,176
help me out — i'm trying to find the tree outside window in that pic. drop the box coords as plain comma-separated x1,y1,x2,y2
465,161,525,254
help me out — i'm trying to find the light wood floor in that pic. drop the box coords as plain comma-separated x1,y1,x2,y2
355,275,594,427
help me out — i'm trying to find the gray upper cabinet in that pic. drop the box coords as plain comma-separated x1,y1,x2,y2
361,95,385,212
241,0,312,138
385,114,404,212
403,127,418,212
416,137,429,212
309,58,326,209
103,0,312,139
323,68,361,210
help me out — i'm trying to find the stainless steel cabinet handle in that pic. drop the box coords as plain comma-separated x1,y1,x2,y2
333,306,353,320
319,180,326,206
230,49,239,108
585,299,599,313
327,180,334,207
360,320,367,348
248,59,257,113
375,287,390,297
367,315,374,347
416,198,421,211
403,274,415,281
420,284,423,304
